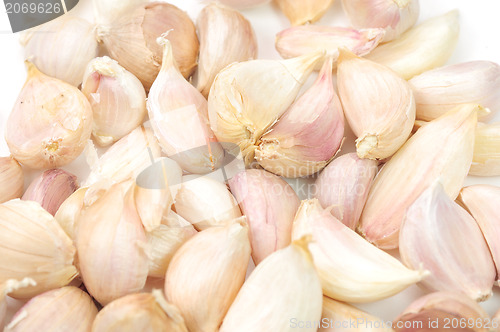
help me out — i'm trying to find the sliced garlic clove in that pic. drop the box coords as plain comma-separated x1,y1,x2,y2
54,187,88,242
275,0,335,26
359,103,479,249
0,278,36,328
292,199,426,303
366,10,460,80
337,48,416,160
468,122,500,176
0,157,23,204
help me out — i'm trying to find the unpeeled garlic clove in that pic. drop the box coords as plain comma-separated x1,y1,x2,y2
292,199,426,303
359,103,479,249
93,0,147,25
54,187,88,242
228,169,300,265
0,278,35,328
5,286,98,332
314,153,379,230
469,122,500,176
81,56,147,147
165,219,251,332
337,48,416,160
5,62,93,169
255,57,345,177
0,156,23,204
196,2,258,98
218,0,270,9
366,10,460,80
275,0,335,26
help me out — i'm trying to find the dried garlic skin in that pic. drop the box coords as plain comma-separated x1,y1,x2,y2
469,122,500,176
0,278,35,328
0,157,23,204
276,0,335,26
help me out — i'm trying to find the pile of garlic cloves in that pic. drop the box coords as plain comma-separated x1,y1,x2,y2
1,0,500,330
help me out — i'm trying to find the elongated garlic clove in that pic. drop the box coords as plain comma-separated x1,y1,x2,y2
196,3,258,98
0,156,23,204
276,0,335,26
337,49,416,160
54,187,88,242
0,278,35,328
366,10,460,80
359,103,479,249
470,122,500,176
165,219,251,332
255,57,344,177
20,15,98,86
5,286,97,332
5,62,92,169
293,199,426,303
314,153,378,230
0,200,77,298
219,0,270,9
77,181,149,305
93,0,148,25
228,169,300,264
81,56,147,147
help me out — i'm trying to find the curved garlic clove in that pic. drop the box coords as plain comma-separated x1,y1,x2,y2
93,0,148,25
218,0,270,9
337,49,416,160
314,153,378,230
20,15,98,86
276,0,335,26
359,104,479,249
54,187,88,242
196,2,258,98
0,278,35,328
5,62,93,169
366,10,460,80
469,122,500,176
292,199,426,303
255,57,344,177
81,56,147,147
0,157,23,204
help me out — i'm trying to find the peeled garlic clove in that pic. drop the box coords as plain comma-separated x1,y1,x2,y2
409,61,500,122
255,57,344,177
20,15,98,86
337,49,416,160
342,0,420,42
276,0,335,26
366,10,460,80
77,181,149,305
92,291,188,332
0,200,77,298
220,237,322,332
470,122,500,176
228,169,300,265
293,199,426,303
98,2,199,89
0,278,35,328
359,103,479,249
5,62,93,169
314,153,378,230
5,286,97,332
54,187,88,242
81,56,147,147
196,2,258,98
165,219,251,332
0,157,23,204
93,0,147,25
218,0,270,9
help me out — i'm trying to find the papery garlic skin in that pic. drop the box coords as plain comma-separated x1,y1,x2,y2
0,278,35,328
337,49,416,160
196,2,258,98
93,0,148,25
366,10,460,80
5,286,97,332
5,62,92,169
0,200,77,298
359,104,479,249
0,157,23,204
276,0,335,26
82,56,147,147
314,153,378,230
20,15,98,86
293,199,426,303
218,0,270,9
470,122,500,176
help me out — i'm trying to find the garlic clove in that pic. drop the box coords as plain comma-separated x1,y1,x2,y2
219,0,270,8
359,103,479,249
292,199,426,303
93,0,148,25
275,0,335,26
0,156,23,204
5,286,98,332
195,2,258,98
5,62,93,169
228,169,300,265
366,10,460,80
0,278,36,328
54,187,88,242
255,57,345,177
313,153,379,230
469,122,500,176
337,48,416,160
165,219,251,332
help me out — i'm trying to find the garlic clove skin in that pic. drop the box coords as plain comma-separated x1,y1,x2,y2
275,0,335,26
5,62,93,170
218,0,270,9
196,2,258,98
255,57,345,177
0,156,23,204
0,278,36,328
54,187,88,242
359,103,479,249
314,153,379,230
337,49,416,160
5,286,98,332
165,219,251,332
366,10,460,80
470,122,500,176
93,0,148,25
81,56,147,147
293,199,426,303
342,0,420,42
20,15,99,86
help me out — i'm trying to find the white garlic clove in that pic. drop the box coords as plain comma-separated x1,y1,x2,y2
218,0,270,9
469,122,500,176
54,187,88,242
275,0,335,26
0,157,23,204
0,278,36,328
93,0,148,25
